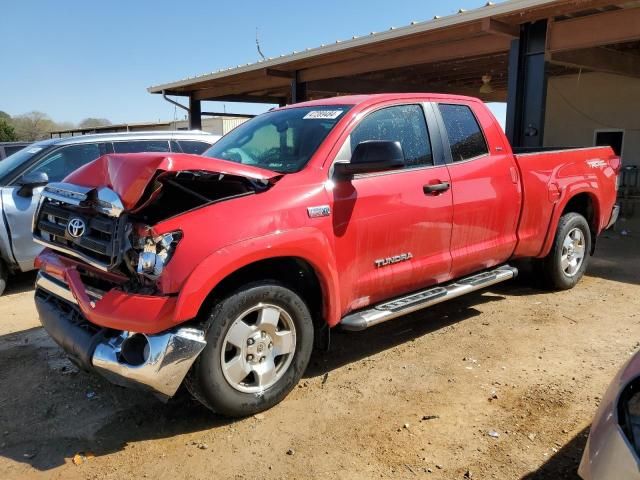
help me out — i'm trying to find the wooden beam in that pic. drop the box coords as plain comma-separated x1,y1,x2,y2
298,34,511,83
547,7,640,52
265,68,295,79
192,75,290,100
481,17,520,38
548,47,640,78
307,77,507,101
497,0,626,25
216,95,283,104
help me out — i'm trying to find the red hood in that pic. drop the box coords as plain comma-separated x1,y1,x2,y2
64,153,280,210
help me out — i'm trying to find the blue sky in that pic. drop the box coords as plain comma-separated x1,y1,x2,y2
1,0,506,126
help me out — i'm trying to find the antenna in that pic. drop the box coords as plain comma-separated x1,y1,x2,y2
256,27,266,61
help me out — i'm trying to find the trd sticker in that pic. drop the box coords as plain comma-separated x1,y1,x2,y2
303,110,343,120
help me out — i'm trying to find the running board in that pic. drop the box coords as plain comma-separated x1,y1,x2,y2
340,265,518,331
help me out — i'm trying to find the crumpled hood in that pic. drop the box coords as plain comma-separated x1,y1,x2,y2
64,153,280,210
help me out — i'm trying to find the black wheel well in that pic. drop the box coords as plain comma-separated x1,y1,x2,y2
199,256,324,325
562,193,597,231
561,192,598,254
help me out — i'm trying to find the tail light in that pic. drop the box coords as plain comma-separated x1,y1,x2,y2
609,155,621,173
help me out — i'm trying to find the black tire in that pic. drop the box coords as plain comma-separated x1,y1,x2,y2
0,260,7,296
539,212,591,290
186,281,314,417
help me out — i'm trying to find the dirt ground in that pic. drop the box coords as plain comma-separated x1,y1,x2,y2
0,222,638,480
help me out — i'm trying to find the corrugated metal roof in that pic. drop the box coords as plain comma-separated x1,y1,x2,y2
148,0,556,93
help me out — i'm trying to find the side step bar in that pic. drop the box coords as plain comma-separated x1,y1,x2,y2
340,265,518,331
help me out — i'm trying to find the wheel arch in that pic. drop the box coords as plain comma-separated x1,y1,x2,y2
540,189,601,257
173,229,341,329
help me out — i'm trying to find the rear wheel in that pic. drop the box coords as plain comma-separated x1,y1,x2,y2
539,212,591,290
186,281,314,417
0,260,7,296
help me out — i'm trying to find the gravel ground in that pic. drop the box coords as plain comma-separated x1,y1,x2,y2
0,225,638,479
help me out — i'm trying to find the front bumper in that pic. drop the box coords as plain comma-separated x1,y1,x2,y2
35,271,206,399
35,249,180,334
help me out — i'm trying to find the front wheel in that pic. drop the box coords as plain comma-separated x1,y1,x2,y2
186,281,314,417
539,212,591,290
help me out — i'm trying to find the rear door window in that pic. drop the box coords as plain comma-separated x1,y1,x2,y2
112,140,170,153
438,104,488,162
24,143,105,182
350,104,433,168
178,140,213,155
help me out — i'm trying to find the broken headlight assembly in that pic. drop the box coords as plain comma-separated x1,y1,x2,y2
135,231,182,281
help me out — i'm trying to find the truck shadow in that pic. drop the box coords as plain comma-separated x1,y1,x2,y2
586,231,640,286
521,426,589,479
306,290,507,377
0,288,513,471
0,326,233,471
3,270,37,296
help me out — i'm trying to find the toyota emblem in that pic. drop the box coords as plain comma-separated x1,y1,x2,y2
67,218,86,238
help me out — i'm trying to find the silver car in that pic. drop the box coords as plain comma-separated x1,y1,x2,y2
579,349,640,479
0,131,218,295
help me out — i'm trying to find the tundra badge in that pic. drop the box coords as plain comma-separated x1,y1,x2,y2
374,253,413,268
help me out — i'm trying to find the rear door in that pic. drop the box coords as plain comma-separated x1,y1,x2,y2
435,101,521,278
331,102,453,312
1,142,107,270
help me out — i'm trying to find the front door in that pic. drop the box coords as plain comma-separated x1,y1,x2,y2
331,103,453,313
2,142,105,270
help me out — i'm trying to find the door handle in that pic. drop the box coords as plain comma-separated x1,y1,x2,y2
423,182,450,195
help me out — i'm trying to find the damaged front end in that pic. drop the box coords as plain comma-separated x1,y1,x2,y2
32,153,279,398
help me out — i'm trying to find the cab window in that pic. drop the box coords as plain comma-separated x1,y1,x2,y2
178,140,213,155
24,143,104,182
349,105,433,168
113,140,170,153
438,104,488,162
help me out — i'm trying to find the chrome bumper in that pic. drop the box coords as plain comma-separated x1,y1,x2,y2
93,328,206,398
606,204,620,230
35,272,206,399
35,271,103,305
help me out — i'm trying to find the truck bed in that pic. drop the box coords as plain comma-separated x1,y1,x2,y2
512,145,619,258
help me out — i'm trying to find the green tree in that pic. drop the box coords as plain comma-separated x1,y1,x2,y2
78,117,112,129
0,119,17,141
11,111,56,141
0,111,10,121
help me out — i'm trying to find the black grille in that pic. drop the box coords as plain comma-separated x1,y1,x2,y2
34,198,126,270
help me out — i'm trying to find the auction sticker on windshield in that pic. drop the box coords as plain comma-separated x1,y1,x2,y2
303,110,344,120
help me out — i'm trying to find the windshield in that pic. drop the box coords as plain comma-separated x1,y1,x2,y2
202,106,351,173
0,142,52,185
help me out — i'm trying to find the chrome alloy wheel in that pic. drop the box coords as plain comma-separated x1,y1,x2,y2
561,227,586,277
220,303,297,393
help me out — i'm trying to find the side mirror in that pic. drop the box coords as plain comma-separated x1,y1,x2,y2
333,140,404,178
17,171,49,197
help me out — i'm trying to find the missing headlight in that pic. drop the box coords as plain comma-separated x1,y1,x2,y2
136,231,182,281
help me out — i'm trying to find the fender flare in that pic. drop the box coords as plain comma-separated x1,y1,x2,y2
173,227,342,326
539,187,601,258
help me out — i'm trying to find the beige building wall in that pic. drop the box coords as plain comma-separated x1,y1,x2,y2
169,116,249,136
544,72,640,166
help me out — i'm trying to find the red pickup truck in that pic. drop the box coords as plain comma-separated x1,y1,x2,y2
33,94,619,416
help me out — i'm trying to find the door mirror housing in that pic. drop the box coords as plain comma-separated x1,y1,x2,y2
333,140,405,178
17,171,49,197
